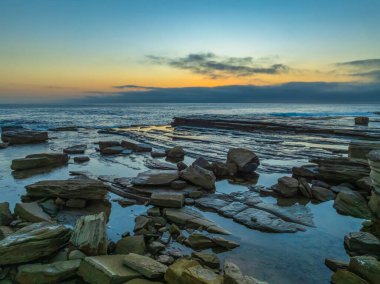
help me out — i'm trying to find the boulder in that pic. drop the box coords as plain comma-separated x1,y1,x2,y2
150,192,184,208
131,170,179,186
39,199,59,216
164,258,200,284
0,222,71,265
192,157,212,170
116,235,146,255
298,178,313,198
355,116,369,126
123,253,168,279
25,179,109,200
211,162,230,177
70,212,107,256
331,269,368,284
16,260,81,284
180,165,216,190
348,256,380,284
292,166,316,179
165,146,185,159
311,186,336,202
1,128,48,144
191,252,220,269
11,153,69,171
369,191,380,218
0,202,13,225
181,264,223,284
276,176,299,197
324,258,348,272
68,249,87,260
227,148,260,173
334,191,372,219
224,261,267,284
63,144,87,154
344,232,380,257
74,156,90,163
170,180,187,190
356,177,373,193
78,255,141,284
14,202,52,222
177,161,188,171
0,226,14,240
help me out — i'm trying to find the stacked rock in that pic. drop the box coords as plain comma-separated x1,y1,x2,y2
368,150,380,218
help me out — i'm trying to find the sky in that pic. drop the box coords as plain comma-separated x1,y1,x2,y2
0,0,380,103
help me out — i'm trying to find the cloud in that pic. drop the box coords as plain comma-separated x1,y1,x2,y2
74,81,380,104
335,58,380,81
147,53,289,79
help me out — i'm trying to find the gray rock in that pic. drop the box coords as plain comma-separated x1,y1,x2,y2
123,253,168,279
227,148,260,173
144,159,177,170
63,144,87,154
180,165,216,190
211,162,231,177
2,128,48,145
70,212,107,256
150,192,184,208
0,222,71,265
349,255,380,284
78,255,141,284
276,176,299,197
165,146,185,159
298,178,313,198
131,170,179,186
25,179,109,200
170,180,187,190
195,196,230,211
191,252,220,269
101,146,125,155
74,156,90,163
233,208,304,233
311,186,336,201
0,202,13,226
224,260,268,284
344,232,380,257
116,235,146,255
11,153,69,171
192,157,212,170
14,202,52,223
219,202,248,218
16,260,81,284
334,191,372,219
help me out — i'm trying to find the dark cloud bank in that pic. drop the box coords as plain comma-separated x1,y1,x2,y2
76,82,380,104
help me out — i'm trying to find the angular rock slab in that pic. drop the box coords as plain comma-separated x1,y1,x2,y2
334,191,372,219
163,207,230,235
123,253,168,279
348,256,380,284
227,148,260,173
344,232,380,258
233,208,305,233
14,202,53,223
180,165,216,190
2,128,48,144
131,170,179,186
150,192,184,208
26,178,109,200
78,255,141,284
70,212,107,256
16,259,81,284
0,222,71,265
224,261,268,284
12,153,69,171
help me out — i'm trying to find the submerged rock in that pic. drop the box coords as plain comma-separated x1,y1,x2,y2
224,260,268,284
14,202,53,222
150,192,184,208
123,253,168,279
348,256,380,284
180,165,216,190
227,148,260,173
334,191,372,219
131,170,179,186
16,260,81,284
344,232,380,258
1,127,48,144
78,255,141,284
0,222,71,265
186,232,239,250
11,153,69,171
25,178,109,200
70,212,107,256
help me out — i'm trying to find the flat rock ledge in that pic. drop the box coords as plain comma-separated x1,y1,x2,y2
195,191,314,233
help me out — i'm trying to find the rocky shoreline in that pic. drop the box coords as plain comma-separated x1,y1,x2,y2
0,116,379,283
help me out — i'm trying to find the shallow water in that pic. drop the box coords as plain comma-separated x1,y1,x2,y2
0,122,368,283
